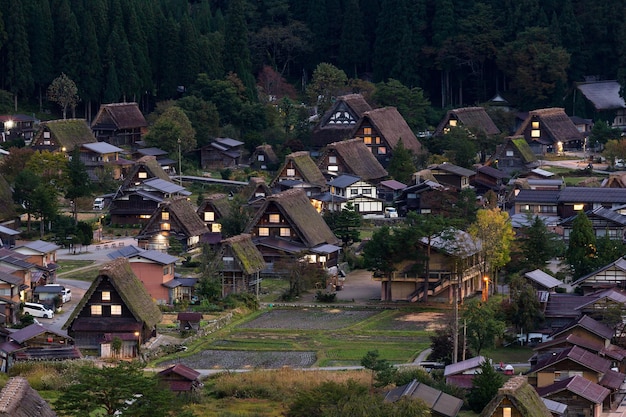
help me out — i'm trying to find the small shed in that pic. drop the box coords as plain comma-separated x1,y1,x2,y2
524,269,562,292
385,379,463,417
177,312,203,332
157,363,203,394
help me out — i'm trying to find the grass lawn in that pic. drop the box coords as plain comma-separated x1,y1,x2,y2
55,260,95,274
56,264,100,281
481,345,533,364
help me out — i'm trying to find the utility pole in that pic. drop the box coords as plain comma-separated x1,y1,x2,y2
177,138,182,186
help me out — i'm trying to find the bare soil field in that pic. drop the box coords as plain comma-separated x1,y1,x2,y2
368,311,447,332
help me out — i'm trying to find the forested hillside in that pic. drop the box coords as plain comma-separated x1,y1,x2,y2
0,0,624,121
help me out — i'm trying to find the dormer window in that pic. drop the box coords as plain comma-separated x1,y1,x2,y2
531,120,540,138
102,291,111,301
44,131,50,138
364,127,372,135
138,171,148,179
286,168,295,177
204,211,215,222
329,156,337,164
269,214,280,223
257,154,265,161
162,212,170,221
449,119,457,127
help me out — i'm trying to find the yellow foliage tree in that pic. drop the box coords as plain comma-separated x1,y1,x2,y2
468,207,515,292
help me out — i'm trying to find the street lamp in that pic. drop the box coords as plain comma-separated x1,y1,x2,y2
482,276,490,302
134,331,141,357
177,138,182,186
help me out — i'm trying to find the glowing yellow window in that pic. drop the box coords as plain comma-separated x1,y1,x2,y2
204,211,215,222
162,212,170,221
111,305,122,316
211,223,222,233
574,204,584,211
531,129,540,138
503,407,511,417
286,168,296,177
363,136,372,144
269,214,280,223
364,127,372,135
280,228,290,237
161,223,171,231
91,305,102,316
375,137,381,144
532,121,539,129
259,227,269,236
102,291,110,301
449,119,457,127
138,171,147,179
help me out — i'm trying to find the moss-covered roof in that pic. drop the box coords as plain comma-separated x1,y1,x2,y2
479,376,551,417
222,234,266,274
511,136,538,163
63,258,162,330
38,119,96,149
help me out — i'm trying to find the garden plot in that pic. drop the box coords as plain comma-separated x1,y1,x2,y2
161,350,317,369
238,309,379,330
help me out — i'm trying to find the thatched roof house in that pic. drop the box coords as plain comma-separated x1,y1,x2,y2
311,93,373,148
239,177,272,204
479,376,551,417
249,144,279,170
351,107,422,167
137,196,209,252
434,107,501,136
31,119,96,152
318,138,388,182
271,151,328,193
245,188,340,269
91,102,147,145
63,258,162,357
219,234,266,297
515,108,584,153
0,377,57,417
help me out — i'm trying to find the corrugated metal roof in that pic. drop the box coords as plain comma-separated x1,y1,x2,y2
524,269,562,289
577,80,626,111
82,142,123,154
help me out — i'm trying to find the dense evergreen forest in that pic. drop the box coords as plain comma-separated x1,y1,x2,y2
0,0,625,127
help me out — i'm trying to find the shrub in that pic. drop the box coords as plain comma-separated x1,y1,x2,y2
315,291,337,302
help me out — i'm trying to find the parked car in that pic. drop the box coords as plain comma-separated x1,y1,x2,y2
384,207,398,218
23,302,54,319
93,197,105,210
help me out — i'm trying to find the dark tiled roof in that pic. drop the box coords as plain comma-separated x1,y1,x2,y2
536,375,609,404
432,162,475,177
599,369,625,390
158,363,201,381
544,294,590,319
477,165,509,179
9,323,70,344
577,80,626,111
551,315,614,341
559,187,626,203
514,189,560,204
572,258,626,286
532,345,611,374
177,312,202,322
444,355,485,376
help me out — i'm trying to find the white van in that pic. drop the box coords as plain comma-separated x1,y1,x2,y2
93,197,105,210
384,207,398,218
23,302,54,319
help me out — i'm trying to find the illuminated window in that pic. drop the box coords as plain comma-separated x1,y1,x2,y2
91,305,102,315
257,154,265,161
111,305,122,315
532,121,540,129
378,147,387,155
161,223,170,231
503,407,511,417
328,165,338,171
259,227,269,236
280,227,290,237
363,136,372,144
506,150,514,156
162,212,170,220
102,291,111,301
204,211,215,222
574,204,584,211
139,214,151,219
449,119,457,127
286,168,296,177
522,205,530,212
269,214,280,223
211,223,222,232
375,137,381,144
138,171,148,179
43,140,51,145
329,156,337,164
44,131,50,138
531,130,540,138
364,127,372,135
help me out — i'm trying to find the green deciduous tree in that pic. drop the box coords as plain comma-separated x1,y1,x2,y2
505,274,544,342
518,215,563,270
566,211,598,279
463,298,506,355
372,79,430,131
65,148,91,224
306,63,348,115
602,139,626,167
143,106,196,160
467,359,505,413
47,73,80,119
361,350,397,388
591,121,622,150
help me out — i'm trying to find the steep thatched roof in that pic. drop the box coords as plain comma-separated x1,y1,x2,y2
321,138,388,181
272,151,327,188
128,155,171,182
246,188,340,247
36,119,96,149
515,108,583,144
0,377,57,417
221,234,266,274
239,177,272,202
92,102,147,129
312,94,373,147
355,107,422,154
0,175,15,221
138,196,209,240
63,258,162,330
434,107,501,136
251,144,279,165
479,377,551,417
198,193,232,218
